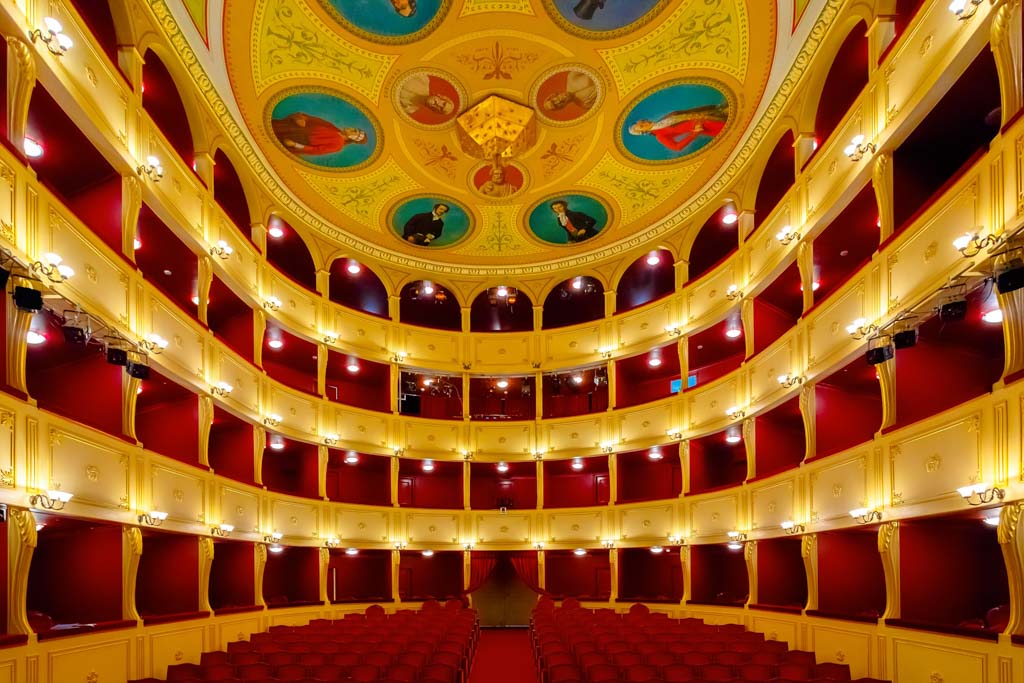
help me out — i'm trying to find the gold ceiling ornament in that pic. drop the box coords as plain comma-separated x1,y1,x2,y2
456,95,537,162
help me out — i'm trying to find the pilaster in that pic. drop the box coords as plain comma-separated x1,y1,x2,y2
198,537,214,613
5,291,32,395
607,453,617,505
799,384,816,462
463,460,471,510
797,241,814,314
315,269,330,298
536,459,544,509
802,533,818,612
875,354,896,431
603,290,616,318
122,175,142,262
197,255,213,326
317,445,328,499
998,502,1024,635
250,223,267,255
7,508,37,636
609,547,618,602
391,455,400,507
878,521,900,620
740,297,754,359
742,418,755,482
998,285,1024,379
991,0,1023,126
122,526,142,622
253,427,266,486
744,540,757,607
319,547,330,604
198,394,213,468
5,37,35,150
872,153,894,245
122,374,141,443
192,150,215,189
317,343,327,398
391,549,401,603
254,543,267,608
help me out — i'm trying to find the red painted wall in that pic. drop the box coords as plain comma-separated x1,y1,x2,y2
542,369,609,418
262,440,320,499
814,369,882,460
900,516,1008,627
815,24,868,146
207,277,254,363
329,550,392,602
542,279,604,330
688,436,746,494
209,407,255,485
64,175,123,255
615,250,674,313
325,351,390,412
135,204,200,320
755,538,807,609
616,343,680,408
28,522,123,624
616,445,681,503
544,550,611,600
753,398,805,478
137,396,199,467
753,131,795,229
326,451,391,506
262,329,318,396
469,461,537,510
263,547,321,605
136,534,199,616
398,459,463,509
689,544,748,605
142,51,194,169
469,377,535,420
265,218,316,291
212,150,253,244
688,208,739,283
753,299,797,355
27,346,123,438
470,291,534,332
400,283,461,331
543,457,610,508
399,551,463,600
817,529,885,618
209,541,256,610
329,261,389,318
618,548,682,602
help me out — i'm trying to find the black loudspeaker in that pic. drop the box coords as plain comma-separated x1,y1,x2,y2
106,347,128,366
940,300,968,322
400,394,421,415
865,344,894,366
126,360,150,380
0,267,10,290
62,326,87,345
893,329,918,349
12,286,42,312
997,263,1024,294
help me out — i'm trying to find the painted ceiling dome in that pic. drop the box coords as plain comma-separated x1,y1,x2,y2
173,0,820,275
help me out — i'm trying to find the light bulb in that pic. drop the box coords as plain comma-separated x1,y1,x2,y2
134,237,142,250
497,461,509,473
344,451,359,465
422,459,435,472
23,137,43,158
725,327,742,339
496,379,509,389
571,277,583,290
422,549,434,557
573,548,586,556
648,447,663,461
346,548,359,555
346,359,360,373
268,225,284,239
268,434,285,451
496,286,508,298
346,261,361,275
268,338,283,350
268,544,284,553
422,281,435,295
647,356,663,368
721,208,738,225
650,546,664,554
571,374,584,385
982,309,1003,324
646,252,661,266
571,458,584,471
26,330,46,345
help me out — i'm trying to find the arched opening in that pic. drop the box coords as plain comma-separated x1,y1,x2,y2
213,149,253,244
542,276,604,329
265,215,315,291
615,249,674,313
68,0,126,82
399,281,461,331
687,205,739,283
892,0,928,46
810,183,879,306
25,83,122,255
753,131,795,230
470,287,533,332
141,51,194,170
814,23,869,148
135,203,200,320
329,258,389,318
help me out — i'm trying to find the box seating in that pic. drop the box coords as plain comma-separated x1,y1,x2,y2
130,603,478,683
530,598,889,683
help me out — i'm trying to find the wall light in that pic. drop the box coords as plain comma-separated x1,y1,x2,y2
29,489,73,511
324,537,341,549
209,240,233,259
727,541,744,550
957,483,1005,506
139,333,168,354
263,414,282,427
781,520,805,535
667,535,684,546
776,225,801,245
665,323,684,338
212,523,234,537
721,204,738,225
598,346,614,359
953,231,1002,257
948,0,983,19
211,381,233,397
268,544,284,554
843,135,876,161
571,374,584,385
533,542,545,550
344,451,359,464
322,333,338,344
345,357,360,373
646,251,661,266
725,426,742,444
268,434,285,451
496,286,508,298
667,429,683,441
725,284,743,301
650,545,665,554
571,276,583,291
601,442,614,454
263,296,282,311
346,260,361,275
463,542,475,550
601,539,616,549
725,406,745,420
845,318,878,340
31,253,74,283
647,349,663,368
496,379,509,389
390,351,407,363
777,373,804,388
29,17,73,55
725,325,743,339
263,531,283,543
727,531,747,541
267,224,284,239
136,155,164,182
849,507,882,524
137,510,168,527
983,513,1001,527
323,434,339,447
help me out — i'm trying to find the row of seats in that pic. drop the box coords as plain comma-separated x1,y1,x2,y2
531,598,889,683
131,601,478,683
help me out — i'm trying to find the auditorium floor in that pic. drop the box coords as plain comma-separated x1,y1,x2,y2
469,628,538,683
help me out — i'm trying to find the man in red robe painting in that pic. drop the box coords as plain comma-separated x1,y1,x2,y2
272,112,368,157
627,103,728,153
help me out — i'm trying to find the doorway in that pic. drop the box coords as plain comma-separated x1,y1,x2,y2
470,557,536,627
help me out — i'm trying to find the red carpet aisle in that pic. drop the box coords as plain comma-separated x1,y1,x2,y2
469,628,538,683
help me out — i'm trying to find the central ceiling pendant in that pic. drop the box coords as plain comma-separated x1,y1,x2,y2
456,95,537,166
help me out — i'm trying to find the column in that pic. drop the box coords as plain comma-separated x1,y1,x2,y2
390,362,400,414
533,305,544,332
315,268,330,298
793,131,818,169
606,359,616,410
998,255,1024,378
609,547,618,603
744,540,757,607
537,549,546,591
461,306,471,334
319,548,330,604
6,509,36,636
253,309,266,369
867,11,897,69
796,242,814,314
392,549,402,603
254,544,268,608
607,453,617,506
192,150,215,189
250,223,267,255
463,461,471,510
317,445,328,500
389,294,402,322
673,258,688,291
742,418,755,482
536,459,544,510
317,343,328,398
876,355,896,431
122,374,141,443
197,255,213,326
680,545,690,605
534,371,544,419
603,290,616,318
5,285,34,395
253,427,266,486
117,44,145,94
998,502,1024,636
799,384,816,463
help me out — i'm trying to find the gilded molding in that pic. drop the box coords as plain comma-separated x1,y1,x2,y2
198,537,214,613
998,287,1024,379
799,384,815,461
878,522,900,620
744,540,757,606
998,503,1024,635
122,175,142,260
254,542,268,607
319,547,330,603
253,427,266,486
7,508,35,636
742,418,755,482
5,37,36,149
802,533,818,612
872,153,894,245
741,297,754,359
198,395,213,468
197,255,213,326
990,0,1023,126
122,526,142,622
876,357,896,431
797,241,813,313
122,375,141,442
5,298,32,395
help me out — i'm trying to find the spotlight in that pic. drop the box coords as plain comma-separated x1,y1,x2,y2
571,457,584,471
893,328,918,349
496,286,508,298
573,548,586,556
267,225,284,239
268,434,285,451
571,374,584,385
346,358,360,373
422,459,435,472
996,259,1024,294
345,547,360,555
496,461,509,473
26,330,46,345
648,447,663,461
13,286,42,313
344,451,359,465
346,260,361,275
939,299,968,322
23,137,43,158
647,349,663,368
106,345,129,366
865,336,894,366
126,353,150,380
646,252,661,266
721,204,738,225
422,550,434,557
725,326,742,339
267,338,283,350
725,427,742,444
496,379,509,389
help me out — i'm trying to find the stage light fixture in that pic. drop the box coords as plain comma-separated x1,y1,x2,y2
105,344,129,367
996,259,1024,294
893,328,918,349
865,336,894,366
126,358,150,380
939,299,968,322
12,286,42,313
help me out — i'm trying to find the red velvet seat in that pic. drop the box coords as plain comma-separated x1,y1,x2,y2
167,664,202,680
738,663,774,681
420,664,455,683
309,664,344,681
229,652,261,666
386,663,416,682
200,664,235,680
350,663,380,682
612,652,641,668
624,664,659,682
645,652,674,669
226,641,252,654
588,664,619,682
701,663,735,681
777,662,814,680
365,652,393,669
661,664,696,682
264,652,296,666
236,663,272,680
274,664,307,681
549,664,582,683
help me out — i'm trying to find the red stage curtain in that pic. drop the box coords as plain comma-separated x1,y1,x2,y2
510,552,548,596
463,552,498,596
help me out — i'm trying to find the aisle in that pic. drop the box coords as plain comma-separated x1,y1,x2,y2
468,628,538,683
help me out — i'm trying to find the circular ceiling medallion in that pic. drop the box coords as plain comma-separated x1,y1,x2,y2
526,192,611,246
390,195,474,248
541,0,672,39
393,68,467,129
530,64,604,127
617,79,735,164
266,88,381,171
469,161,528,200
317,0,453,44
